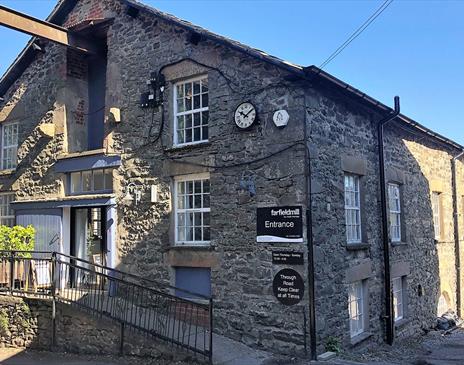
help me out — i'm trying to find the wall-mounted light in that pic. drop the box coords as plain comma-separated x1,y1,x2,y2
123,182,142,206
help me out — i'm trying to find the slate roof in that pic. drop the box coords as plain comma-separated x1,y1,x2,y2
0,0,461,151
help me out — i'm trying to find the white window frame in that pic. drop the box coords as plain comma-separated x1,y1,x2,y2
174,173,210,246
388,183,402,242
392,277,404,322
1,122,19,170
0,193,15,227
348,280,365,338
173,75,209,147
344,174,362,244
432,192,442,240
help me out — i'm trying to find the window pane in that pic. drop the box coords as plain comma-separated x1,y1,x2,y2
104,169,113,191
82,171,91,192
193,95,201,109
94,169,104,191
202,94,208,108
71,172,81,193
348,281,364,337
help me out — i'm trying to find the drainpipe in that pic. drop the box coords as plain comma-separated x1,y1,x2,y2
378,96,400,346
452,150,464,318
303,97,317,360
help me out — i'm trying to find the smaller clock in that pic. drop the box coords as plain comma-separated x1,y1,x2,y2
234,102,257,130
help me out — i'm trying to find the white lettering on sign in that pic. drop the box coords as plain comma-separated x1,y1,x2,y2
280,274,297,281
270,208,300,217
265,221,295,228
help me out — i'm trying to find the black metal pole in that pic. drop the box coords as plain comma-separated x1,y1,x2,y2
119,321,125,356
51,252,57,349
209,298,213,364
451,152,464,317
377,96,400,346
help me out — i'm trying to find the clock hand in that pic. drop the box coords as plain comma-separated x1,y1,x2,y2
243,108,254,117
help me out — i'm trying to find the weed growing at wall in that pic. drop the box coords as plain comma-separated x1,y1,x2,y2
0,309,9,337
325,336,341,353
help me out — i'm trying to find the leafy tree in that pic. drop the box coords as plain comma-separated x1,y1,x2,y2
0,225,35,257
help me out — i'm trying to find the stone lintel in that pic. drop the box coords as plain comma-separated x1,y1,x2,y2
391,261,410,278
345,261,373,283
165,248,219,268
341,155,367,176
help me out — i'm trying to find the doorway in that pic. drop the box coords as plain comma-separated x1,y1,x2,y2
70,207,107,287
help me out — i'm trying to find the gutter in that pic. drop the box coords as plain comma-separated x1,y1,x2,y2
377,96,401,345
452,151,464,317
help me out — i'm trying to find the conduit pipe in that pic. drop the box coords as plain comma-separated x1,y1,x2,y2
452,150,464,317
377,96,400,345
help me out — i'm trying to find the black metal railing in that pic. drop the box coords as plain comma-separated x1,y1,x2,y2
0,250,213,362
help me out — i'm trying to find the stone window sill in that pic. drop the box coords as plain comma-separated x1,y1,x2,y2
350,331,373,346
346,242,370,251
168,245,215,252
165,141,211,153
395,317,412,329
0,169,15,176
391,241,408,247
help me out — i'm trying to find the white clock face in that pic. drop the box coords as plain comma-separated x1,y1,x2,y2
234,102,257,129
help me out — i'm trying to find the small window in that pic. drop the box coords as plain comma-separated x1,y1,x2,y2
68,168,114,195
344,174,362,243
392,277,404,322
348,281,365,337
0,193,15,227
174,76,209,146
1,122,19,170
432,192,442,240
388,183,402,242
174,174,210,245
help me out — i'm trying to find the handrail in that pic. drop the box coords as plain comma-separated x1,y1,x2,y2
0,250,213,361
56,259,210,308
55,252,212,300
0,250,211,300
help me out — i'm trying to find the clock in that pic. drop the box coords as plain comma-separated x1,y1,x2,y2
234,102,257,129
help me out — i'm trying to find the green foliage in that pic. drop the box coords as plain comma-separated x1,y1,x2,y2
0,310,8,337
325,336,341,354
19,302,31,316
0,225,35,257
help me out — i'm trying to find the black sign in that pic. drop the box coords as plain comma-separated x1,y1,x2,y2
272,268,305,306
272,251,304,265
256,206,303,243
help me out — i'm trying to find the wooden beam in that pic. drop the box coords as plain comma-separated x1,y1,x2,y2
0,5,97,53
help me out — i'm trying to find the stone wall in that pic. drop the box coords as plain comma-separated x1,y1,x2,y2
0,0,463,358
306,80,464,352
0,296,202,363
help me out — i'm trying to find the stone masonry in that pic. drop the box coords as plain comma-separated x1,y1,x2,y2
0,0,463,358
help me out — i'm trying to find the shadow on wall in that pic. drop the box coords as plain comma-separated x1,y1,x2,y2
0,79,64,197
0,295,200,364
309,86,449,352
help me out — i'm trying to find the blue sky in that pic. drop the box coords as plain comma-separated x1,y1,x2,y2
1,0,462,145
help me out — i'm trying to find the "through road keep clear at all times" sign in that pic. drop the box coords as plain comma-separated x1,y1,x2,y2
272,268,305,306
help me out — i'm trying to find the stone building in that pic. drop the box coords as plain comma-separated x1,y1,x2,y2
0,0,463,358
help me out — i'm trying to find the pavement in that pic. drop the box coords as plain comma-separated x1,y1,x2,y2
2,327,464,365
0,349,128,365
